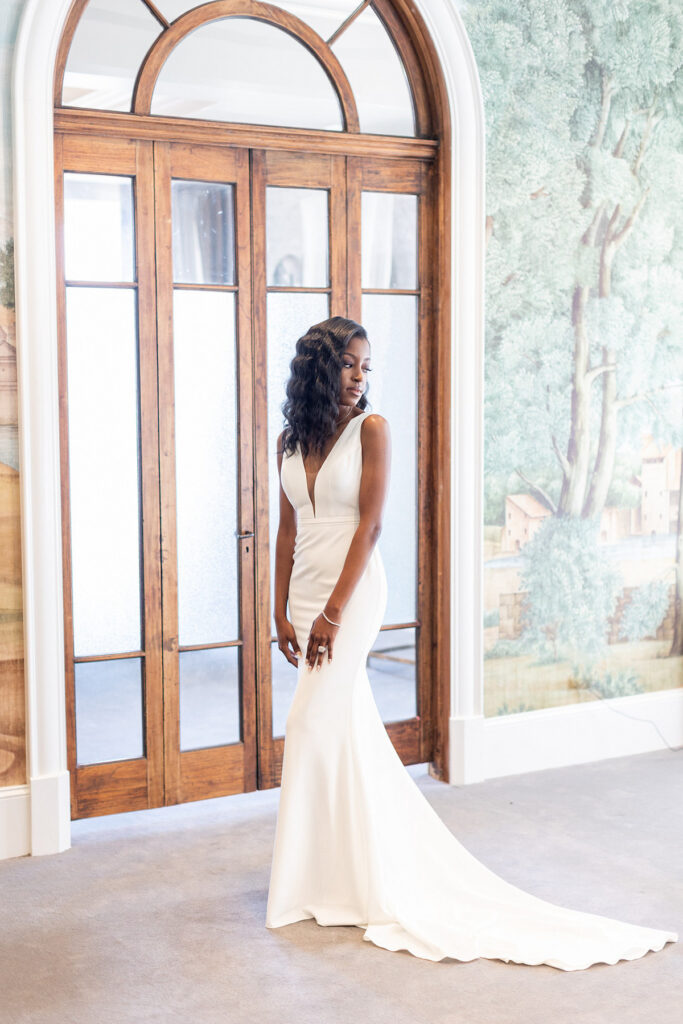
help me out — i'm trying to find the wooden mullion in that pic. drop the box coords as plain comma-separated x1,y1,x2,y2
429,150,451,783
266,287,331,295
326,0,372,46
346,156,362,321
74,651,145,663
330,155,347,315
151,140,181,806
64,280,137,289
415,161,433,764
172,283,238,293
361,288,420,296
250,149,275,788
140,0,170,29
234,145,258,794
178,639,244,653
135,138,165,809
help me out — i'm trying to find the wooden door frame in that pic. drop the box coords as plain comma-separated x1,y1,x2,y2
53,124,448,816
49,0,453,789
50,0,454,796
8,0,470,857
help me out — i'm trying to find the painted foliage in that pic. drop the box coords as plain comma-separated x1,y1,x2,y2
458,0,683,714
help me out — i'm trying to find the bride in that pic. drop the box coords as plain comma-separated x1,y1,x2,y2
265,315,678,971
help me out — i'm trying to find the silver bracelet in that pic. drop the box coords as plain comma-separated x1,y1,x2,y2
322,609,341,628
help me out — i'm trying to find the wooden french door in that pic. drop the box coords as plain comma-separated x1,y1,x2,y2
56,132,436,819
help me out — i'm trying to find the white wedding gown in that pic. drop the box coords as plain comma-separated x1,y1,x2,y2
265,410,678,970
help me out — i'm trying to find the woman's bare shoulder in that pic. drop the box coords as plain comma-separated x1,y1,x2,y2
360,412,390,437
359,414,390,458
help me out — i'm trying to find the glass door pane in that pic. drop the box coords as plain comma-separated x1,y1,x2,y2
265,185,330,738
63,171,146,767
361,189,420,724
169,176,240,750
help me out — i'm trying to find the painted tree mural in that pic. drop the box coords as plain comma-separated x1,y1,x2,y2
459,0,683,710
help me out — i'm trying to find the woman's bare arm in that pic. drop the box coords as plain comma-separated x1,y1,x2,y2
305,414,391,669
273,430,302,666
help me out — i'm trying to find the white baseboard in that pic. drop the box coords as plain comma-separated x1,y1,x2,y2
450,688,683,785
0,786,31,859
449,714,486,784
0,771,71,861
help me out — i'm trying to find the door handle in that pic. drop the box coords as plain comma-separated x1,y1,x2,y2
235,530,255,539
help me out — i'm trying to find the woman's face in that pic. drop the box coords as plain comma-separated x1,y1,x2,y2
339,334,371,410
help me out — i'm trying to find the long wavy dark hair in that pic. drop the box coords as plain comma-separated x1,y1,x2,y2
280,316,370,458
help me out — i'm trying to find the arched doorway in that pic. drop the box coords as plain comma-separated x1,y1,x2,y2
51,0,452,818
12,0,493,858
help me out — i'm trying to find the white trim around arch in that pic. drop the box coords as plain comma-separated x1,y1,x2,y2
4,0,681,861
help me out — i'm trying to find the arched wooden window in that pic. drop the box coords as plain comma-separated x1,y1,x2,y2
53,0,450,819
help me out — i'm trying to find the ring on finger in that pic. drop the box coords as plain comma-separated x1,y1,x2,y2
317,645,327,653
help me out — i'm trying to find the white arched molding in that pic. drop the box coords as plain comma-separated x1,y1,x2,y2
6,0,486,858
414,1,487,785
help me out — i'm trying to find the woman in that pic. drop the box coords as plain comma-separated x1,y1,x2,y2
265,316,678,970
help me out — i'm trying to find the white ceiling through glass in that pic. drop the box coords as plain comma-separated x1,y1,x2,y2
330,5,414,136
62,0,416,137
63,0,163,112
155,1,362,37
151,17,343,129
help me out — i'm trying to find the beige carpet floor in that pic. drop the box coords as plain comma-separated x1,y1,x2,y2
1,749,681,1024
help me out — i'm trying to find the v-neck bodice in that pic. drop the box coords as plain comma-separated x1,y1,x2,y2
281,411,369,523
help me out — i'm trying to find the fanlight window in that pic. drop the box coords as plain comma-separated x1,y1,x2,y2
330,5,414,136
151,18,344,130
63,0,163,112
61,0,417,137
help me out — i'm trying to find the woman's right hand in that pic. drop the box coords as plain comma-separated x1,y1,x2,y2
275,618,302,667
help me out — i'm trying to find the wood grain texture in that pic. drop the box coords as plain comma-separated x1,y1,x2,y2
54,109,437,161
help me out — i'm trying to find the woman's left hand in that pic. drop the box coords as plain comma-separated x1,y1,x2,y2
306,613,340,671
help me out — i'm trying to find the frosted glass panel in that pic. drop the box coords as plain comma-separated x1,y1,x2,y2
332,5,415,137
66,287,142,656
63,0,162,112
173,290,238,645
172,180,235,285
266,293,329,639
361,294,417,623
64,173,135,283
368,627,417,722
151,17,343,130
179,647,240,750
266,188,329,287
75,657,144,765
362,192,418,290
